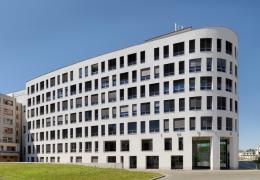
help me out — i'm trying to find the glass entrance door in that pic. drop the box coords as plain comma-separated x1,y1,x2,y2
192,139,211,169
220,139,230,169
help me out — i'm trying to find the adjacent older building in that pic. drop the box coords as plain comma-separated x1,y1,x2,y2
24,27,239,170
0,94,23,162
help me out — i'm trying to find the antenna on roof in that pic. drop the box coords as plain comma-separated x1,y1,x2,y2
174,23,184,31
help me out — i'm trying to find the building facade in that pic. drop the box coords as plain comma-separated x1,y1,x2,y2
0,94,23,162
25,27,239,170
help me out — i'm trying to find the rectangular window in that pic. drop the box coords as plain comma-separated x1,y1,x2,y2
164,138,172,150
178,137,183,150
179,98,185,112
149,120,159,133
173,118,185,131
164,63,174,76
154,101,160,114
173,42,184,56
128,53,137,66
128,122,137,134
142,139,153,151
217,39,222,52
179,61,185,74
226,118,233,131
217,58,226,72
200,38,212,51
207,58,212,71
226,41,232,55
163,45,169,58
154,47,159,60
189,97,201,110
141,121,145,133
200,76,212,90
189,39,195,53
140,51,145,63
217,96,226,110
189,58,201,72
201,116,212,130
207,96,212,110
217,117,222,130
190,117,195,130
120,56,124,68
164,81,169,94
217,77,222,90
189,77,195,91
164,99,175,112
164,119,169,132
173,79,185,93
120,123,124,135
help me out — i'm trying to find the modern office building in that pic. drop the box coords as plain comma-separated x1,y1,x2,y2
25,27,239,170
0,94,23,162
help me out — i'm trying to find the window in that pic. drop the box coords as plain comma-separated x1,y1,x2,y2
132,70,137,82
190,117,195,130
101,125,105,136
164,119,169,132
128,122,137,134
85,66,88,77
91,94,98,105
101,77,109,88
217,77,222,90
164,138,172,150
230,62,233,75
217,117,222,130
189,97,201,110
173,42,184,56
141,68,150,81
226,41,232,55
217,96,226,110
179,98,185,112
164,99,174,112
179,61,185,74
230,98,233,111
217,58,226,72
200,38,212,51
154,66,160,78
76,97,82,108
207,58,212,71
164,63,174,76
154,47,159,60
108,91,117,102
76,127,82,138
127,53,137,66
70,113,76,124
164,81,169,94
50,77,55,87
102,62,105,73
120,72,128,84
141,103,150,115
91,64,98,75
149,120,159,133
121,140,129,151
140,51,145,63
154,101,160,114
91,126,98,137
85,111,92,121
108,58,116,70
120,105,128,117
207,96,212,110
217,39,222,52
108,124,116,135
120,123,124,135
163,45,169,58
107,156,116,163
226,78,232,92
189,77,195,91
101,108,109,119
141,121,146,133
189,58,201,72
140,85,145,97
189,39,195,53
173,79,184,93
62,73,68,83
79,68,82,79
104,141,116,152
112,75,116,86
85,81,92,92
142,139,153,151
200,76,212,90
85,142,92,152
70,84,76,95
226,118,233,131
70,143,76,153
173,118,185,131
149,83,159,96
120,89,124,100
120,56,124,68
132,104,137,116
201,116,212,130
178,137,183,150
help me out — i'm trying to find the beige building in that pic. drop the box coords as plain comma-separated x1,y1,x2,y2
0,93,23,162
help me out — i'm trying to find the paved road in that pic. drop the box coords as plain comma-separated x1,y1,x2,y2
160,170,260,180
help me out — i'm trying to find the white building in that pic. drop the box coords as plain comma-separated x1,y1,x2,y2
25,27,239,170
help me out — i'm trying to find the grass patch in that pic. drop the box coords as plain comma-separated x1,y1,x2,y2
0,163,161,180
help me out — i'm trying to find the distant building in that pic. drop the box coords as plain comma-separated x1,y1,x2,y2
239,145,260,161
0,94,23,162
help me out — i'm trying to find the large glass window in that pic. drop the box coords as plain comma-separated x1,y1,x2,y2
200,38,212,51
201,116,212,130
173,118,185,131
189,97,201,110
189,58,201,72
173,42,184,56
149,120,160,133
173,79,185,93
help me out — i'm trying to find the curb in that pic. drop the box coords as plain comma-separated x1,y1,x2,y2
150,173,167,180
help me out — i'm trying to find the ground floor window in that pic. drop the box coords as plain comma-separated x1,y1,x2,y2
192,139,210,169
130,156,137,169
107,156,116,163
171,156,183,169
220,138,230,169
146,156,159,169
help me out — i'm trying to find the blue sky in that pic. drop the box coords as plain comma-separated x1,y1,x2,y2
0,0,259,150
